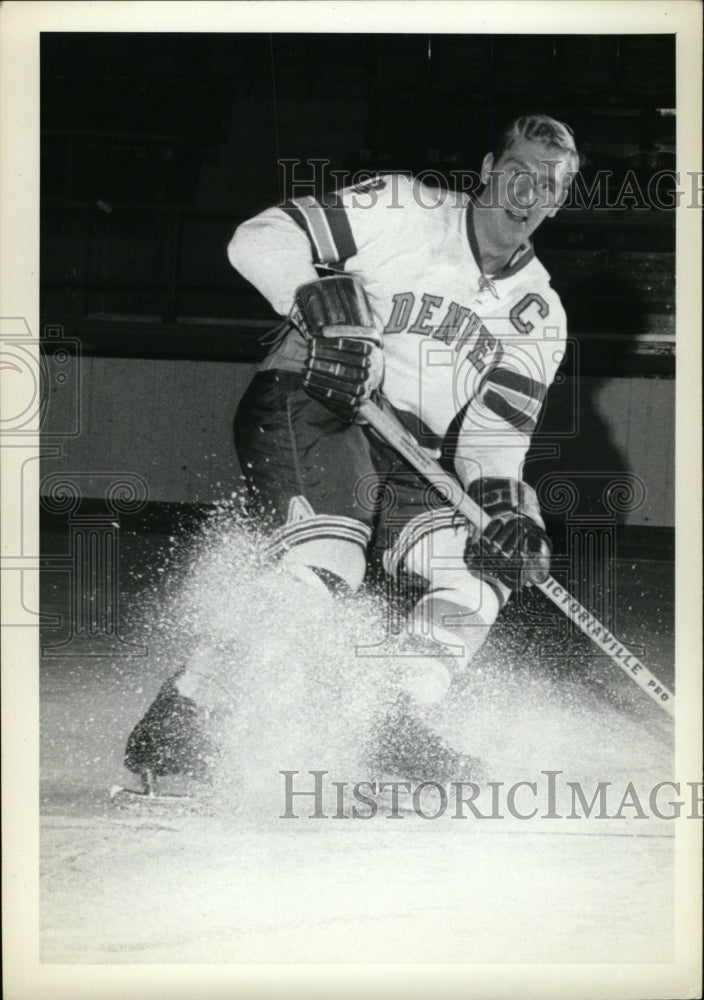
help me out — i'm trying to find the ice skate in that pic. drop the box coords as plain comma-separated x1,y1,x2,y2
111,669,218,809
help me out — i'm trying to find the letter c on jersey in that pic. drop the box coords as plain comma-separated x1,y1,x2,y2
510,293,549,335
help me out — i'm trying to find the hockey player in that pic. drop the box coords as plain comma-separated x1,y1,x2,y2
124,114,581,790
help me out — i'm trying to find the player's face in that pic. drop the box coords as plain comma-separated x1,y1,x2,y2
479,136,572,247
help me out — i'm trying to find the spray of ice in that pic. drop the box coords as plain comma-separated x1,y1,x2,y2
135,501,673,822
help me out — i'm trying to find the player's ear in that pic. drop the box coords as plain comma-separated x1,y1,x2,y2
480,153,495,185
548,169,574,217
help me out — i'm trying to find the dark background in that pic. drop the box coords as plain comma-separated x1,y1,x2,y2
41,32,676,374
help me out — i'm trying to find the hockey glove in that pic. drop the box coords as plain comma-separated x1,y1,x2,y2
464,477,551,589
293,275,384,423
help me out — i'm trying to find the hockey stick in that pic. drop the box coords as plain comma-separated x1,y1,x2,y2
359,398,675,717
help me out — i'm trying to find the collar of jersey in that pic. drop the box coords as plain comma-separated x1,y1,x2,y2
466,201,536,280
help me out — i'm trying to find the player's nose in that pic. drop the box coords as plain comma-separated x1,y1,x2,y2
513,173,535,208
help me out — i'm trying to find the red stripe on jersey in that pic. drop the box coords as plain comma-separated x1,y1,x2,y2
282,193,357,266
484,367,546,404
320,191,358,262
483,388,539,434
282,197,337,263
282,201,323,263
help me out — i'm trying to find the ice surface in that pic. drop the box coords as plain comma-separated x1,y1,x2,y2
40,509,676,963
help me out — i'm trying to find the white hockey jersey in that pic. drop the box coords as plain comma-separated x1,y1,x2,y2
228,174,567,487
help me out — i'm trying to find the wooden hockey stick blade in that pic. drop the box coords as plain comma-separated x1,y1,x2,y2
358,399,674,717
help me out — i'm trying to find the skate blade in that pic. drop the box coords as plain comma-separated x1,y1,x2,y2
108,762,209,811
109,783,190,801
109,783,194,808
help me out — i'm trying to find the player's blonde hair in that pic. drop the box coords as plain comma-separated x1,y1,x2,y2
497,114,582,177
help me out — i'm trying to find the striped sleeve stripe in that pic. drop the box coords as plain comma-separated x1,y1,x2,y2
383,509,459,578
320,191,357,261
282,194,356,265
280,201,311,245
483,389,539,434
485,367,546,404
265,515,372,561
484,383,543,420
480,366,546,433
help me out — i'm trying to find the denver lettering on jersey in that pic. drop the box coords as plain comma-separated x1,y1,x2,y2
464,326,501,371
382,290,549,435
384,291,500,369
435,303,478,346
